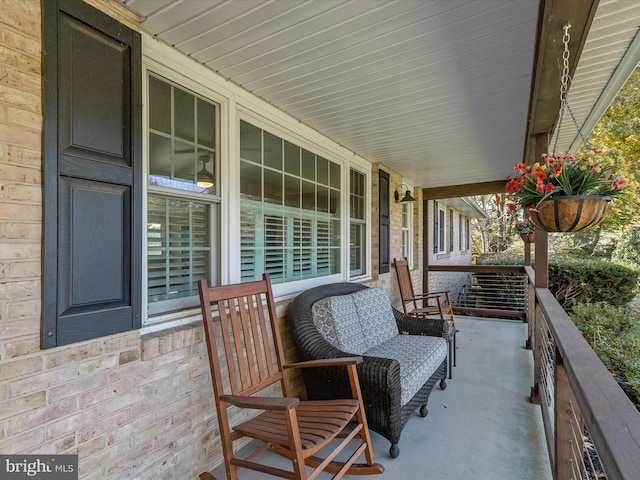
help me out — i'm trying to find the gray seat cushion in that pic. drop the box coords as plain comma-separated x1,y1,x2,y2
366,335,447,404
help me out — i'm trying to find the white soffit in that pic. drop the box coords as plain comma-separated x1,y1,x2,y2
553,0,640,154
124,0,619,190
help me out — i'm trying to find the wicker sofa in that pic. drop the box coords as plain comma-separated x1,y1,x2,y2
287,282,448,458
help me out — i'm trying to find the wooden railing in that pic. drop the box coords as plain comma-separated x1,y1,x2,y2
429,265,640,480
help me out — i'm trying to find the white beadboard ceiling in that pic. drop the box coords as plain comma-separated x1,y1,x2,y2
120,0,640,191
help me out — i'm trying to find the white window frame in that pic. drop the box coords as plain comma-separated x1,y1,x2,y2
141,54,228,327
236,112,371,298
350,168,368,278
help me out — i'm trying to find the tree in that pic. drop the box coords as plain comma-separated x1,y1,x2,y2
576,64,640,230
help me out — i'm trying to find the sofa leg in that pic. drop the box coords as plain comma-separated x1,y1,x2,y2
440,378,447,390
419,404,428,417
389,443,400,458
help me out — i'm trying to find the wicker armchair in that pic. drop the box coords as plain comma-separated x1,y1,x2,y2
287,282,448,458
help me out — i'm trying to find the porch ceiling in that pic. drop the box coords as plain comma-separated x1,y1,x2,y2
120,0,640,194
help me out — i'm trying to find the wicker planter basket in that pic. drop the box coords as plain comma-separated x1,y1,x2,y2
520,233,535,243
526,195,611,232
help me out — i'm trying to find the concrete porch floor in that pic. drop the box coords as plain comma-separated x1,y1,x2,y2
209,317,552,480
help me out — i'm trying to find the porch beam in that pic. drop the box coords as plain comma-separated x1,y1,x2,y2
523,0,599,165
421,180,506,200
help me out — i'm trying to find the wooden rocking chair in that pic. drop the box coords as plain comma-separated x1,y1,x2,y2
197,274,384,480
393,258,457,379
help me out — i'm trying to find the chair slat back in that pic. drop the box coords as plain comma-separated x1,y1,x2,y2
198,274,287,400
393,258,418,313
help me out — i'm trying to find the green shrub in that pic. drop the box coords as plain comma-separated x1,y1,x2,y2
612,227,640,269
570,303,640,411
476,253,638,310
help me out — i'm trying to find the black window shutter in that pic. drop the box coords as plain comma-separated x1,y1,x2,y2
433,201,439,253
378,170,390,274
42,0,142,348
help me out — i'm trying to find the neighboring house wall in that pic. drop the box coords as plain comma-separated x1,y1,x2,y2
0,1,426,478
426,200,474,305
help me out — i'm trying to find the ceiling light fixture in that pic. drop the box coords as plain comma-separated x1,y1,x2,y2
196,154,214,188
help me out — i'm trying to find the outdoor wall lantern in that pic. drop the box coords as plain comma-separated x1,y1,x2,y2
196,154,214,188
394,184,417,203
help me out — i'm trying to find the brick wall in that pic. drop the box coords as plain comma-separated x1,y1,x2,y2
426,199,474,302
0,1,425,478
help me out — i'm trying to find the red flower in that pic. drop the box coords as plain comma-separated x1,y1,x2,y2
552,165,562,175
545,182,554,193
611,176,627,190
506,179,520,194
536,180,545,193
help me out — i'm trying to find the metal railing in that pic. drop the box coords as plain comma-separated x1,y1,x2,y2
429,265,527,319
428,265,640,480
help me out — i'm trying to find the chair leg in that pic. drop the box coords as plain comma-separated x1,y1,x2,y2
453,331,457,367
448,339,453,379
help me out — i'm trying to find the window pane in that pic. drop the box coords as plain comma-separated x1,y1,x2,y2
302,149,315,180
264,131,282,170
302,180,315,210
148,77,171,134
264,214,285,281
439,210,445,251
330,189,340,216
240,121,262,164
240,161,262,200
330,161,340,189
284,141,300,176
317,185,329,213
263,170,283,205
174,88,194,142
147,195,209,303
284,175,300,208
350,223,363,272
240,207,257,282
350,168,367,277
149,133,172,178
317,156,328,185
173,140,195,183
197,98,215,148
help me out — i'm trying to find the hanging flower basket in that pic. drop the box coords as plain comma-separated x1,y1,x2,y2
525,195,611,232
520,233,535,243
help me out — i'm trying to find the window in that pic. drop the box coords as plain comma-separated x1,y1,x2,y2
240,121,341,284
449,209,454,252
401,202,412,264
350,169,366,277
146,75,219,315
459,213,463,251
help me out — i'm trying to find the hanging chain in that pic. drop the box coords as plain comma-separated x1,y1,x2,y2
552,23,588,156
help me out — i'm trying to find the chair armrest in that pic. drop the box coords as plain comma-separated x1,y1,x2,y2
393,306,447,337
410,292,448,301
284,356,363,369
220,394,300,411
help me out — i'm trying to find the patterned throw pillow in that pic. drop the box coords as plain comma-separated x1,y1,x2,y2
311,300,339,348
350,287,399,349
312,295,367,354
